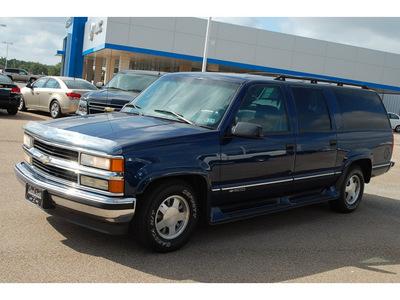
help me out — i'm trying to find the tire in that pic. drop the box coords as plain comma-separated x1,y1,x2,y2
7,107,18,115
18,96,27,111
50,100,62,118
134,180,198,253
330,166,364,213
395,125,400,133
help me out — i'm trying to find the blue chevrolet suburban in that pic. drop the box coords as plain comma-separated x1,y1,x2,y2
14,72,395,252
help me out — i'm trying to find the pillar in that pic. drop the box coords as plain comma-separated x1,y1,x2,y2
86,59,94,83
119,52,131,71
104,54,116,84
179,61,192,72
94,56,103,84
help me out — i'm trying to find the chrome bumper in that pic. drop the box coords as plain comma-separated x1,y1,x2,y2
14,162,136,233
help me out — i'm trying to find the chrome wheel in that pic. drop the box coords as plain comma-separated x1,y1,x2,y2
345,174,360,205
155,195,190,240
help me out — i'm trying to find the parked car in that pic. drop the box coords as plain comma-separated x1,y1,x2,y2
76,70,164,115
0,73,21,115
19,76,98,118
14,72,394,252
2,68,40,83
388,112,400,132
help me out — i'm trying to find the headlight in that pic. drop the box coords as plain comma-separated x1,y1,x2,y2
76,99,88,115
23,134,33,148
80,153,124,172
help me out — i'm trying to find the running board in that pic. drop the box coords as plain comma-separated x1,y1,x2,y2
210,188,339,224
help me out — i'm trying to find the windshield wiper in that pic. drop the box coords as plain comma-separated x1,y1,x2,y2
124,104,143,116
154,109,194,125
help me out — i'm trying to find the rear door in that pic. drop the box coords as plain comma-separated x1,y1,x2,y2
287,86,338,193
39,78,60,109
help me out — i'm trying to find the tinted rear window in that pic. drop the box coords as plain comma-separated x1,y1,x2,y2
333,88,389,131
0,74,13,84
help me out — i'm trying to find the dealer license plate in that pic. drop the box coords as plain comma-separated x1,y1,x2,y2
26,183,45,207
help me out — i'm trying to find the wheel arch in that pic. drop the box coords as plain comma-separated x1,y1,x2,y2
340,157,372,186
135,172,211,218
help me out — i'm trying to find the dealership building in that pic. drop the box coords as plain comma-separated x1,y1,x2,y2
58,17,400,112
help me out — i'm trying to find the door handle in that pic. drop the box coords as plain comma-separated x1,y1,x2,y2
286,143,295,151
329,140,337,147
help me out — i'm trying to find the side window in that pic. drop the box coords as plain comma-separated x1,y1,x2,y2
20,70,28,75
389,113,399,120
236,85,289,132
32,78,48,88
291,87,332,132
333,88,389,131
45,78,60,89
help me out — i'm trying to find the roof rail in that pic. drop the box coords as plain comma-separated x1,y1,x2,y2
273,74,369,89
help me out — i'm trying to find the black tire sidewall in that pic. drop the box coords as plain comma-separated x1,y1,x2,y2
137,181,198,252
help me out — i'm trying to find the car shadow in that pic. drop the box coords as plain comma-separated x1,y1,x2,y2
0,109,51,121
46,193,400,283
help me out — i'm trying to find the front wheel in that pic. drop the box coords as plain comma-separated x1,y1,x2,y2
18,96,27,111
7,107,18,115
330,166,364,213
134,180,198,252
395,125,400,133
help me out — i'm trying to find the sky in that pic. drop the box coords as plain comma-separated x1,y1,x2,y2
1,1,399,66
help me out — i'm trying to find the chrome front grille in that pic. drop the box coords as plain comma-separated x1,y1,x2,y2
88,101,123,114
34,139,79,162
32,157,78,183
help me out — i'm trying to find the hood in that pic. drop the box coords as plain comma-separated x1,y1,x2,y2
24,112,213,155
83,89,140,105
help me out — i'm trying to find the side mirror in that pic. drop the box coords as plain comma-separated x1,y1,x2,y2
231,122,264,139
96,82,104,88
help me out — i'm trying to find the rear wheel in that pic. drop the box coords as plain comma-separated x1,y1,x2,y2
50,100,62,118
134,180,198,252
330,166,364,213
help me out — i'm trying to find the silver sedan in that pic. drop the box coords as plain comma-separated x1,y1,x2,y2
19,76,97,118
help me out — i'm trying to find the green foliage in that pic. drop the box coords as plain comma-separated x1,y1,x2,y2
0,57,61,76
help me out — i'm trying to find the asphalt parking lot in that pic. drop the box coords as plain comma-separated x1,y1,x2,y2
1,108,400,284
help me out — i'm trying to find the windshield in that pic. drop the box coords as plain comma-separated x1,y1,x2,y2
106,73,159,92
63,79,97,90
121,75,240,129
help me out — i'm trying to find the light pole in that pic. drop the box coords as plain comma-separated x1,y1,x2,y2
3,41,13,69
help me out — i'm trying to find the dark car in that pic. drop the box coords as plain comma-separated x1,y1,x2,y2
76,70,164,115
15,72,394,253
0,73,21,115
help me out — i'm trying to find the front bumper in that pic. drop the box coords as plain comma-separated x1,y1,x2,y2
14,162,136,235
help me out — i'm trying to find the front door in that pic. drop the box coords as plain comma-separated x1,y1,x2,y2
219,84,295,205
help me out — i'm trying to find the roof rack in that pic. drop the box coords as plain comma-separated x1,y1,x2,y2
273,74,369,89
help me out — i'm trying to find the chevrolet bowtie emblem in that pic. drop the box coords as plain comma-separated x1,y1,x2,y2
104,107,115,112
39,155,51,164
